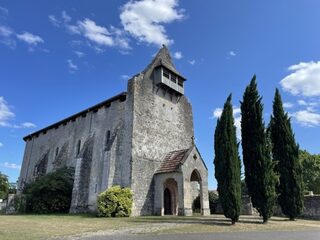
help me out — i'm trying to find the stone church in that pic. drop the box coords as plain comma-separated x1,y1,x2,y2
18,46,210,216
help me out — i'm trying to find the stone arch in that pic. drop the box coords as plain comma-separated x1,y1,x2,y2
190,169,203,215
163,178,178,215
190,169,201,182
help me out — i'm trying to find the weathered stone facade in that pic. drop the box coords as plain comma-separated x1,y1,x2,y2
18,46,210,216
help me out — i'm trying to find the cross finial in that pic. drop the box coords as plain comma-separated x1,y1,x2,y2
191,136,195,146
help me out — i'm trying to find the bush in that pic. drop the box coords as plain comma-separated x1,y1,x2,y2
23,167,74,213
97,185,133,217
13,194,29,213
208,191,219,214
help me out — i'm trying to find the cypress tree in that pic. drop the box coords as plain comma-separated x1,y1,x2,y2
240,76,278,223
269,89,303,220
214,94,242,224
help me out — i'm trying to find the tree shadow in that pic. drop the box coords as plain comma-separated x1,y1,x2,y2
133,216,242,227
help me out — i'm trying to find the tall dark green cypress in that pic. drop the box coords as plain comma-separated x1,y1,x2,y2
240,76,278,223
269,89,304,220
214,94,242,224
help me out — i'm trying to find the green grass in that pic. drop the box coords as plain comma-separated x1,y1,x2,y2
0,214,142,240
0,214,319,240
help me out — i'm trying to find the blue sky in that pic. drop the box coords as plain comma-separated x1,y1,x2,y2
1,0,320,190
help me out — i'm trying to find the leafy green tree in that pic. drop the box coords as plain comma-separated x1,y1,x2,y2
240,76,278,223
0,172,9,199
299,150,320,194
208,190,219,214
214,94,242,224
269,89,303,220
23,167,74,213
97,185,133,217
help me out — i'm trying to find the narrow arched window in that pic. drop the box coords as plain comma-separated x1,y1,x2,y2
105,130,110,147
55,147,59,157
77,140,81,155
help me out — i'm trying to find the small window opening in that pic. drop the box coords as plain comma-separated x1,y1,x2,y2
94,183,98,193
77,140,81,155
105,130,111,147
163,69,170,79
178,78,184,87
171,74,177,83
56,147,59,157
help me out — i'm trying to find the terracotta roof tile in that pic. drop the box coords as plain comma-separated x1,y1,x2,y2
155,149,189,174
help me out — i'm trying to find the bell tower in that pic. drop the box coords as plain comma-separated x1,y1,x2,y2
129,45,194,215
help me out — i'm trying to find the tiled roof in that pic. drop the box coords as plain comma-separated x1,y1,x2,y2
155,148,190,174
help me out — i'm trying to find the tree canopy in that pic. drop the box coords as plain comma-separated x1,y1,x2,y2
23,167,74,213
299,150,320,194
0,172,9,199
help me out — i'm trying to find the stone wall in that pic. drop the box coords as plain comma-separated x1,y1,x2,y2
18,94,132,213
130,64,194,215
0,200,6,212
180,147,210,216
215,196,258,215
216,195,320,219
301,195,320,219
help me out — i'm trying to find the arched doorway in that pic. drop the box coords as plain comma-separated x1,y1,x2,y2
190,169,202,214
163,178,178,215
164,188,172,215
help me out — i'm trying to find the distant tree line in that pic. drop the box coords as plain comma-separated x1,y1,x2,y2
214,75,305,224
0,172,9,200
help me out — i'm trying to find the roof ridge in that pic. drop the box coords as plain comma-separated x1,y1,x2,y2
23,92,127,141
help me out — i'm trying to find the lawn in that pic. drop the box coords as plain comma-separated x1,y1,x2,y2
0,214,319,240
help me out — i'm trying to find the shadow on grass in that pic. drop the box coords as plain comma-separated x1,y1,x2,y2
131,215,260,227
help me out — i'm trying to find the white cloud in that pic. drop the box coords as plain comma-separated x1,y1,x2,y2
280,61,320,97
0,96,15,127
229,51,236,56
66,19,130,50
74,51,85,58
72,18,114,46
121,74,130,80
109,25,131,50
188,59,196,65
21,122,36,128
66,24,81,34
49,11,71,27
213,106,242,140
213,108,223,118
292,110,320,127
0,162,21,170
120,0,184,47
297,100,308,106
173,51,182,60
0,142,3,147
61,11,71,23
0,97,36,128
283,102,294,108
48,15,60,27
67,59,78,72
0,25,15,47
1,25,45,50
0,25,12,37
49,11,131,52
16,32,44,46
